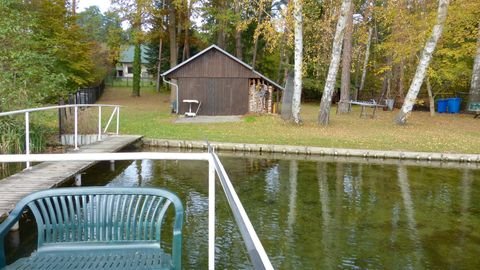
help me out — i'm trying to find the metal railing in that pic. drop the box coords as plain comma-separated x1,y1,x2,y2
0,104,121,168
0,151,274,270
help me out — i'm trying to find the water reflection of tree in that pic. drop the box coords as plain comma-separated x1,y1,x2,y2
397,165,424,269
317,162,334,269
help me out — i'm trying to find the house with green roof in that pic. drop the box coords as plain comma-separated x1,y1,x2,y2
115,45,150,78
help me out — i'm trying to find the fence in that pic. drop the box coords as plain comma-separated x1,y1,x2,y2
105,76,156,87
58,82,106,135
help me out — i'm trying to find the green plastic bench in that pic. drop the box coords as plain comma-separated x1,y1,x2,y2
0,187,183,270
468,102,480,118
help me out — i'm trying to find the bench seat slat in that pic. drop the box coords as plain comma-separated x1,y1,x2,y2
5,250,171,270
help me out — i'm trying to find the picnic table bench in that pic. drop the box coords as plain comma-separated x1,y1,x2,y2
337,99,386,118
0,187,183,270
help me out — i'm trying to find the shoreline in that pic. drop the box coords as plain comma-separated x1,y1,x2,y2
142,138,480,163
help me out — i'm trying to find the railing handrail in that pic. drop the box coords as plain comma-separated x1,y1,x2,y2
0,104,120,117
0,152,274,270
0,104,122,167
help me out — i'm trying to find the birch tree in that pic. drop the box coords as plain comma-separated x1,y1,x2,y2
395,0,450,125
468,24,480,106
291,0,303,124
318,0,352,125
358,26,372,99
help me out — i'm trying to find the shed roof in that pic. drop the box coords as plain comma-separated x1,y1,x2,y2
161,45,284,90
119,45,149,64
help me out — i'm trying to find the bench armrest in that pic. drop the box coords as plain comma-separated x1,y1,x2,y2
0,192,33,267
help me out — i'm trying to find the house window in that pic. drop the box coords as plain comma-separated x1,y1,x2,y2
127,66,133,74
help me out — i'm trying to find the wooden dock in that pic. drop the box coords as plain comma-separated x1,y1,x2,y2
0,135,142,220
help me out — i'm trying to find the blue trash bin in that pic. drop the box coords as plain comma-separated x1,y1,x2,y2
437,99,448,113
447,98,461,113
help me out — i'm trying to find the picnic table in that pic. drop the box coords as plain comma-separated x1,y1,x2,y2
337,99,386,118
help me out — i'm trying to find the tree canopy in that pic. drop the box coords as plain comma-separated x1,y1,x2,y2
1,0,478,120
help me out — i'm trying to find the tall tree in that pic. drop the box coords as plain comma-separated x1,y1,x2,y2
131,2,143,97
234,1,243,60
396,0,450,125
168,0,178,104
469,24,480,106
358,26,372,100
112,0,152,96
167,0,177,68
338,2,354,113
215,0,227,48
318,0,352,125
291,0,303,124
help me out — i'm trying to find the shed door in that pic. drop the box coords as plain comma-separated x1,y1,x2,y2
178,78,248,115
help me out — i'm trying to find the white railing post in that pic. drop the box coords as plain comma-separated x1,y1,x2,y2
208,160,215,270
116,106,120,135
98,106,102,141
74,106,78,150
25,112,30,169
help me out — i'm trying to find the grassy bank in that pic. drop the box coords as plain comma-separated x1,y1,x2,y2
98,86,480,154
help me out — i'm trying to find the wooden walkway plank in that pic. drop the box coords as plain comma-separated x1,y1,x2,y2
0,135,142,221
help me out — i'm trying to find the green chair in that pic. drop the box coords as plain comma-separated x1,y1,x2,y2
0,187,183,270
468,102,480,118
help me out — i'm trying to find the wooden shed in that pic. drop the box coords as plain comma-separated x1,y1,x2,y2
161,45,284,116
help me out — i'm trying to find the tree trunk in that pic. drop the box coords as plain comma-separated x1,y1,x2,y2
235,29,242,60
168,1,177,68
71,0,76,15
426,76,435,116
168,0,177,104
182,0,191,61
252,10,263,69
468,23,480,105
156,38,163,92
396,0,449,125
291,0,303,124
216,0,226,49
358,26,372,99
234,2,243,60
338,3,354,113
183,25,190,61
318,0,352,125
398,57,405,98
132,42,141,97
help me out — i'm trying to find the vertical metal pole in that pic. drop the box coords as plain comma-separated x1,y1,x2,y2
116,107,120,135
74,106,78,150
98,106,102,141
208,160,215,270
25,112,30,169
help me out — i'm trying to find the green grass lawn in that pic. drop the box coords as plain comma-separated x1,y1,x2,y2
97,86,480,154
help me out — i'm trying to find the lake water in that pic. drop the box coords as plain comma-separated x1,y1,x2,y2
5,149,480,269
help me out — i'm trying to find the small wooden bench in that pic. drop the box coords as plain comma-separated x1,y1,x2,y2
468,102,480,118
0,187,183,270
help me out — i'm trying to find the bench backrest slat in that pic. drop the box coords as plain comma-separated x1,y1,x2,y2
18,188,182,248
